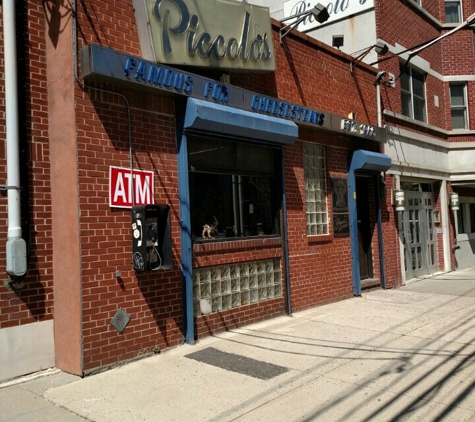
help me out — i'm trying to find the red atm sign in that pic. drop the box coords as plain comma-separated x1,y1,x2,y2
109,166,154,208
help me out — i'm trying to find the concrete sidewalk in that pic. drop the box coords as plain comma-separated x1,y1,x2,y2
2,268,475,421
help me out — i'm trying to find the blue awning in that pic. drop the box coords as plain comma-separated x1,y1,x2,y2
350,150,391,172
184,98,298,146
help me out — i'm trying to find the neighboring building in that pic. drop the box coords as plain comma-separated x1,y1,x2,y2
252,0,475,275
0,0,465,381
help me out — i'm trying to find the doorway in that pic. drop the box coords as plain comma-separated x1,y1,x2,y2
400,184,438,280
356,176,373,280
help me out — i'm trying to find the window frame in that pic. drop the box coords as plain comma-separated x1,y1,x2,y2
303,142,329,237
445,0,462,23
400,63,427,123
449,82,468,130
188,135,283,242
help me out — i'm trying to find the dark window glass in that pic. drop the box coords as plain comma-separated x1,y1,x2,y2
400,64,426,122
188,136,282,241
450,83,467,130
457,207,464,234
470,204,475,233
445,1,461,23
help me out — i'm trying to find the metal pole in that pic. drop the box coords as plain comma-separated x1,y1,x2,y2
4,0,27,277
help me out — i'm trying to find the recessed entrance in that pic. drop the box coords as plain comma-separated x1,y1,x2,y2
400,183,438,280
356,176,373,280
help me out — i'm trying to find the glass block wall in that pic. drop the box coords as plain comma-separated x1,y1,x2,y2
303,142,328,236
193,259,282,316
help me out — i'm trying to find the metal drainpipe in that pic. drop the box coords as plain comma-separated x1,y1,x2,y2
3,0,27,278
281,149,292,315
375,81,386,289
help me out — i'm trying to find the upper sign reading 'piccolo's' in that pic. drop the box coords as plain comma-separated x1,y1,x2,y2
144,0,276,71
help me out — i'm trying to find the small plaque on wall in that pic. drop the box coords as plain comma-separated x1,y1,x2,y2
331,178,348,211
334,213,350,237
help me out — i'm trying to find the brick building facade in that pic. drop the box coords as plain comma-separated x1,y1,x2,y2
1,0,457,381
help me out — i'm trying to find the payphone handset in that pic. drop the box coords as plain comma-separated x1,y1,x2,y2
131,204,171,272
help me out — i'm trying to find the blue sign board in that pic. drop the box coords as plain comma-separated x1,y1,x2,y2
81,44,386,142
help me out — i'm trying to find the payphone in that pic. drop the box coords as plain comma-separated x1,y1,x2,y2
131,204,171,271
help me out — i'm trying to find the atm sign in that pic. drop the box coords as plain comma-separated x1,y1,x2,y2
109,166,154,208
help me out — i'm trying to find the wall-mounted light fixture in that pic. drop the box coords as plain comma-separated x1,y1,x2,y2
280,3,329,43
350,41,389,72
332,35,344,49
393,189,405,212
450,192,459,211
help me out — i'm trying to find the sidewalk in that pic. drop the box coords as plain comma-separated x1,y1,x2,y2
2,268,475,422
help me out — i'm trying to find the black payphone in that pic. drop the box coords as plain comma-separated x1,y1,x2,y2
131,204,171,272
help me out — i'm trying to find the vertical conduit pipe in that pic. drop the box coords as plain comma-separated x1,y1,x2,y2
4,0,27,277
281,149,292,315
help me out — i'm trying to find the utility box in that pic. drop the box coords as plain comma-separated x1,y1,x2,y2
6,237,27,277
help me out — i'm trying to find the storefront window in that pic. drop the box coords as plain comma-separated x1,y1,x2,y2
188,136,282,240
303,142,328,236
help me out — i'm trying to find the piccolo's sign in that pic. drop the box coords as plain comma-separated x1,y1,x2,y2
141,0,276,72
284,0,374,32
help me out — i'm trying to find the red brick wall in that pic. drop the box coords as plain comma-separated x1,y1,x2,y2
75,87,185,371
0,3,54,329
1,0,404,375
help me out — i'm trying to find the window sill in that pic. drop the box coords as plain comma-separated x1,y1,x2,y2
307,234,333,244
193,236,282,253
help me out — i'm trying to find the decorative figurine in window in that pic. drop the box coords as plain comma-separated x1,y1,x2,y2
202,216,219,238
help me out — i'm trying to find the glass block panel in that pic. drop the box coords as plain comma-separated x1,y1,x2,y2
193,283,200,300
240,263,249,276
194,259,284,315
258,261,266,273
222,294,231,310
212,296,222,312
231,278,240,292
193,272,200,285
259,287,267,301
211,267,220,282
240,276,249,291
232,293,241,308
201,283,210,299
265,260,273,272
222,266,230,279
212,281,221,297
194,300,201,316
221,279,231,294
266,273,273,285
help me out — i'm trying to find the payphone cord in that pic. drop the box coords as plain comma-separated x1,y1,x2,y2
151,244,163,271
